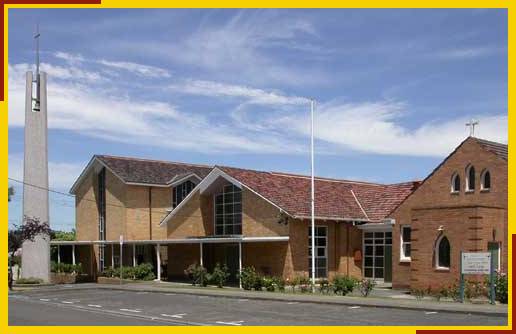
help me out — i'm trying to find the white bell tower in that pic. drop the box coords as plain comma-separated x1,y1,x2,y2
21,27,50,281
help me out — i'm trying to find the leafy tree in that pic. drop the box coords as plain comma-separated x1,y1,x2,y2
8,216,51,289
8,186,14,202
51,229,76,241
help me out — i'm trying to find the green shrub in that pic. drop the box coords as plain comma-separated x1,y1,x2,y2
318,279,331,294
184,263,208,286
494,272,508,304
239,266,259,291
51,262,82,274
263,277,276,292
297,276,312,293
253,275,264,291
16,277,43,284
332,275,356,296
273,276,286,292
465,279,488,299
358,278,376,297
133,263,155,280
211,263,230,288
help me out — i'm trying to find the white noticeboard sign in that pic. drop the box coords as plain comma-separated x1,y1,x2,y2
119,235,124,246
461,252,491,274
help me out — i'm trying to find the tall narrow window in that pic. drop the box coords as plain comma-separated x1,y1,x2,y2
481,170,491,191
400,226,411,261
451,173,460,193
308,226,328,278
97,168,106,271
214,184,242,235
466,165,475,191
436,236,450,269
172,180,196,208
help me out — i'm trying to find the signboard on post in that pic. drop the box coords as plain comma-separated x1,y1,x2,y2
461,252,491,274
459,251,495,304
119,235,124,284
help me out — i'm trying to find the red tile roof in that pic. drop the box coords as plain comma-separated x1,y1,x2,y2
89,155,419,222
220,166,419,221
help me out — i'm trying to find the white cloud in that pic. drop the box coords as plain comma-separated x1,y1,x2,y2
97,59,171,78
169,79,308,105
53,51,171,78
274,99,507,157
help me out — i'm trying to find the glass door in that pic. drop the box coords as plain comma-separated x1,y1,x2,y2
363,231,392,281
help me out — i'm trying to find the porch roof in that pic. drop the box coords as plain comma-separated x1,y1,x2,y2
50,236,289,246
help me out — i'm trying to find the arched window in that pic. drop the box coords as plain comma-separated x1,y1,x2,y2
436,235,451,269
465,165,475,191
451,173,460,193
481,169,491,191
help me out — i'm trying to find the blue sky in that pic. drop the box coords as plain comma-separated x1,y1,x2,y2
7,9,507,231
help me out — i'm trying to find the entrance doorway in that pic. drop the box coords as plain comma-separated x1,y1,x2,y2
203,243,240,284
363,231,392,282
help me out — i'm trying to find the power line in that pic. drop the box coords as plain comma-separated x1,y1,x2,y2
7,177,285,222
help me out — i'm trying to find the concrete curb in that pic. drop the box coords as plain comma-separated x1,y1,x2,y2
32,283,507,317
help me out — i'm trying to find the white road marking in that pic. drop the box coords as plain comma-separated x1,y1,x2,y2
136,292,148,295
88,304,102,308
61,301,74,304
160,313,187,319
349,306,361,309
198,296,208,299
39,298,50,301
216,320,244,326
425,311,438,315
165,293,176,296
287,302,299,305
237,299,249,302
119,308,142,313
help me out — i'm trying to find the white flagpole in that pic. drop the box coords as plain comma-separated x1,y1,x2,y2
310,99,316,292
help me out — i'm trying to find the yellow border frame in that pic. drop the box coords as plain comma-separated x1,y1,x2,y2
1,3,512,333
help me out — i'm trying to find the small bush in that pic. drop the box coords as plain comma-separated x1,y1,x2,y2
358,278,376,297
211,263,230,288
263,277,276,292
318,279,331,294
494,272,508,304
51,262,82,274
253,275,264,291
184,264,208,286
133,263,155,280
297,276,312,293
332,275,356,296
465,279,488,300
273,276,286,292
16,277,43,284
239,266,259,291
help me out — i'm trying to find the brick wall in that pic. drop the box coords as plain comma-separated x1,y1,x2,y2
391,138,507,290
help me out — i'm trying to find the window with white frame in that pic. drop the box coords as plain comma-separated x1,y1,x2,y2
214,184,242,235
465,165,475,191
481,169,491,191
400,226,411,261
308,226,327,278
451,172,460,193
435,235,451,269
172,180,196,208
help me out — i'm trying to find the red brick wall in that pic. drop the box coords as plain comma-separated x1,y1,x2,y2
391,138,507,290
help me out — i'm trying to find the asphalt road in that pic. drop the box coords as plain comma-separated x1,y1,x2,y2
8,288,507,326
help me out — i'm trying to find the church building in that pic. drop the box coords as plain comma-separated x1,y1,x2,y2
54,136,507,290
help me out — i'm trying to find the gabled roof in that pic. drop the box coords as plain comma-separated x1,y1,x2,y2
95,155,213,185
69,155,213,193
72,154,418,222
474,138,508,161
387,136,508,216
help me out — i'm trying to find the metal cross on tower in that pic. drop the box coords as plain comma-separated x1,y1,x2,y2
465,119,479,137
